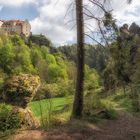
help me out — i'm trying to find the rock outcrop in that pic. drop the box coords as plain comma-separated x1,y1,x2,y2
3,74,40,108
2,74,40,128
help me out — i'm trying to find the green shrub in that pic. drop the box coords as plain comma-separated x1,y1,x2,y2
0,104,22,132
47,64,68,83
100,100,117,119
84,66,101,95
33,84,52,101
84,94,117,120
34,80,74,100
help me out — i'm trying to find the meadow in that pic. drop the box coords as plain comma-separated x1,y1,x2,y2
30,96,73,119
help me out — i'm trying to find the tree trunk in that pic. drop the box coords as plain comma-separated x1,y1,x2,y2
72,0,84,118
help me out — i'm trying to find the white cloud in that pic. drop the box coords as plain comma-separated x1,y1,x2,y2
111,0,140,24
30,0,76,45
30,0,140,44
0,0,37,7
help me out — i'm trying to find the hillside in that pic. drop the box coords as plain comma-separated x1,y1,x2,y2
0,22,140,140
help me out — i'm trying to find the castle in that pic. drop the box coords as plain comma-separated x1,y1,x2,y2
0,19,31,37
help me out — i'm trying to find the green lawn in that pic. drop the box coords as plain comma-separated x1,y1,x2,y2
30,96,73,118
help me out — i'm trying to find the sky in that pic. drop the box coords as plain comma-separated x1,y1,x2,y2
0,0,140,45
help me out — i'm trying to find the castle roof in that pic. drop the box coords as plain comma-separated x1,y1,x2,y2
1,20,24,26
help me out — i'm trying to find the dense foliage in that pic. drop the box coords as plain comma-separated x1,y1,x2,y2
58,44,109,72
28,34,52,48
0,104,22,132
104,23,140,89
103,23,140,111
0,34,100,101
0,34,103,132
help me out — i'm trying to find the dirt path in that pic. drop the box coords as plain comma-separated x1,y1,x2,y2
11,112,140,140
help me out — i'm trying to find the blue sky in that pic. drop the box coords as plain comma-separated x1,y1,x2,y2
0,4,38,20
0,0,140,45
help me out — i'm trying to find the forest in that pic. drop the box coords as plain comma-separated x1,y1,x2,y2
0,0,140,140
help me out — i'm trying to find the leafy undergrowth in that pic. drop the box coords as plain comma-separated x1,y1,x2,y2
84,87,140,123
102,89,135,112
84,94,118,122
0,103,23,139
